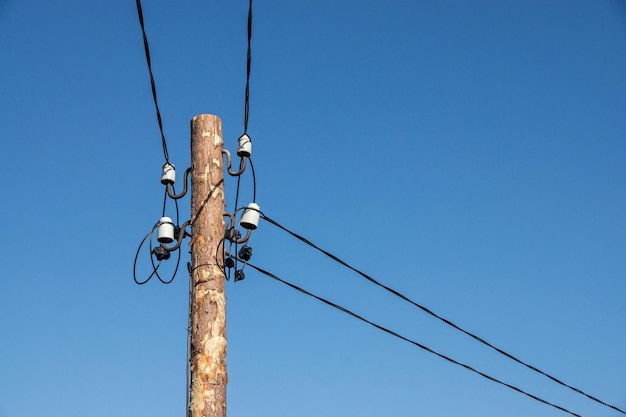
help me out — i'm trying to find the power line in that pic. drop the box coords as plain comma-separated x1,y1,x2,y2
259,212,626,415
243,0,253,134
249,157,257,203
233,0,254,213
239,258,585,417
231,0,255,281
135,0,170,163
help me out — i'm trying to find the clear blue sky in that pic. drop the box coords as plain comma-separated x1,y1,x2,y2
1,1,625,417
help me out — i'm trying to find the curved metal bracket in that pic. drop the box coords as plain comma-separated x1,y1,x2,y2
166,167,192,199
230,228,252,244
223,212,252,244
160,220,191,252
222,149,247,176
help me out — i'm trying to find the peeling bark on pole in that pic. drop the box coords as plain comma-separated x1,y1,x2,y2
189,114,227,417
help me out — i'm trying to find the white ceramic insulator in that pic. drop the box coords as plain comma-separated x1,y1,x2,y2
237,134,252,157
161,163,176,185
240,203,260,230
157,216,175,243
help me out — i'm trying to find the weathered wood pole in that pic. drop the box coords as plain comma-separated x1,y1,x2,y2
189,114,227,417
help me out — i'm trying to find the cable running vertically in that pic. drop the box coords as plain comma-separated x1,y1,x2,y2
243,0,253,134
234,0,254,213
136,0,170,163
229,0,255,278
236,258,585,417
260,213,625,415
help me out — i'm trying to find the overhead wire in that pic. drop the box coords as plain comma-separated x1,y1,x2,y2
133,2,252,414
152,185,181,284
148,222,181,285
133,0,182,286
243,0,253,134
258,212,626,415
136,0,170,163
230,0,255,276
185,262,193,417
132,224,160,285
233,0,254,213
129,1,621,414
249,157,257,203
236,258,585,417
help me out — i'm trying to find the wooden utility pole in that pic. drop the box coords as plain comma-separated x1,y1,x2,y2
189,114,227,417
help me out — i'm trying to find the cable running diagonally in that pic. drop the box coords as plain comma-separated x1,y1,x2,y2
260,213,625,415
238,259,584,417
136,0,170,163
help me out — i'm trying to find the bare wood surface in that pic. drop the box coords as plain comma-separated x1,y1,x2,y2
189,114,227,417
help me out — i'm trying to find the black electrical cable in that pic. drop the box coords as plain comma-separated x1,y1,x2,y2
249,157,257,203
136,0,170,163
231,0,254,274
190,179,224,226
133,187,182,285
133,224,160,285
132,221,180,285
243,0,253,134
216,237,230,280
233,162,244,215
259,213,626,415
231,172,243,274
237,259,585,417
185,262,193,417
151,186,182,284
174,188,180,226
229,157,257,272
160,185,180,222
148,222,181,285
229,158,255,217
161,187,167,217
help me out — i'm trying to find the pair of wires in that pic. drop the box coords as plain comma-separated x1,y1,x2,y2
135,0,257,220
251,211,625,417
235,256,584,417
132,1,617,416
